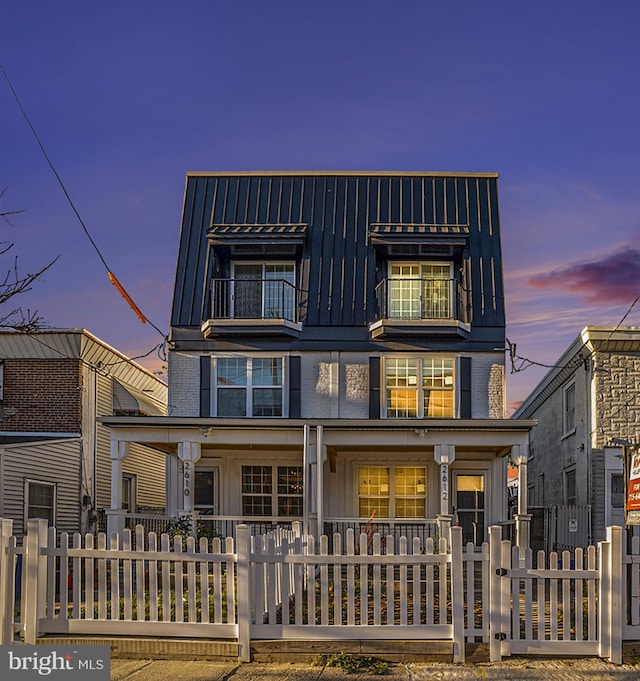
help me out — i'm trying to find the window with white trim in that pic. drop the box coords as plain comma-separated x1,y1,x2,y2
384,356,455,418
25,480,55,525
388,262,452,319
215,356,285,417
241,465,303,517
563,382,576,435
358,466,426,519
232,262,295,320
122,473,137,512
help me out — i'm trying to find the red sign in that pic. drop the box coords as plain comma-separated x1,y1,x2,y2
627,451,640,512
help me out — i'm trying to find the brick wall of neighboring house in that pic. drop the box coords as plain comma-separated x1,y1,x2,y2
593,351,640,450
0,358,82,432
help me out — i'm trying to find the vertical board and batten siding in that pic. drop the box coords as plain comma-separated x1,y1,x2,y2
1,440,82,538
171,173,504,344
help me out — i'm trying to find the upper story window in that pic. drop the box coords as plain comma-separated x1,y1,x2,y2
231,262,296,320
388,262,453,319
384,356,455,418
215,356,285,417
563,382,576,435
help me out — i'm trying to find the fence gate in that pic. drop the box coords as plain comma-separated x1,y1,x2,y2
489,525,622,663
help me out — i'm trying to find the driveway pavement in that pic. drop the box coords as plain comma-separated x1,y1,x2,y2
111,657,640,680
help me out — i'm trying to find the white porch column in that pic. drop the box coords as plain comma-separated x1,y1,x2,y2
434,444,455,545
166,452,180,518
316,425,324,540
512,444,531,558
303,424,310,536
178,441,202,515
107,439,130,535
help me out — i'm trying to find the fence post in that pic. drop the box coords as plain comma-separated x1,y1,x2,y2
488,525,503,662
0,519,14,643
236,524,251,662
599,537,611,661
450,526,465,663
608,526,623,664
23,518,48,644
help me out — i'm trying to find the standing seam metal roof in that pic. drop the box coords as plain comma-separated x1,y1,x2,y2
171,172,504,336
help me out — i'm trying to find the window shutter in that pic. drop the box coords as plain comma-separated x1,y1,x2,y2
200,356,211,417
369,356,381,419
459,356,472,418
289,355,301,418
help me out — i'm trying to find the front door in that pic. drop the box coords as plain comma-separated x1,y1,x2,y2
454,473,485,545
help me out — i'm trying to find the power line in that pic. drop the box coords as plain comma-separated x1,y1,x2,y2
507,293,640,375
0,64,167,340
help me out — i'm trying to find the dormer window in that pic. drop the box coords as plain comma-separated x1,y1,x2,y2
202,223,306,338
388,262,453,320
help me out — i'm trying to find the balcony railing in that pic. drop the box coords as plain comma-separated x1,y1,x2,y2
211,278,301,322
370,277,469,338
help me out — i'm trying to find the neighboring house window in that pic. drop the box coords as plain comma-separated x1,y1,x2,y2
241,465,303,516
122,474,136,512
215,356,284,417
358,466,426,519
388,262,452,319
610,473,624,511
563,382,576,435
232,262,296,320
25,481,55,525
384,357,454,418
564,467,577,505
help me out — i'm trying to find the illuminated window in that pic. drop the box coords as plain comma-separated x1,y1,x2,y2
358,466,426,519
385,357,454,418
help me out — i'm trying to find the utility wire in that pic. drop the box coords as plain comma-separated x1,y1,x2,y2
507,293,640,375
0,64,167,340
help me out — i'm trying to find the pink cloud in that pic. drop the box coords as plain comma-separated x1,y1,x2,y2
528,248,640,305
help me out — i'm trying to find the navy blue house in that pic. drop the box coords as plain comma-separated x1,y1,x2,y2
104,172,534,546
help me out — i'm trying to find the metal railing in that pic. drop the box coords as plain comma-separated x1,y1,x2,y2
373,277,468,323
210,278,301,323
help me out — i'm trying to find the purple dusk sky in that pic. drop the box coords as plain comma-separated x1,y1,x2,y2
1,1,639,410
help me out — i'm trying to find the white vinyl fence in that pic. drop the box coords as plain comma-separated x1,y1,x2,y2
1,518,638,663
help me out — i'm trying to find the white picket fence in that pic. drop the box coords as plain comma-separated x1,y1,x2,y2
1,518,639,663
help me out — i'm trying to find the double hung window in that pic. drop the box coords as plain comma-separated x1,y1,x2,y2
388,262,452,319
233,262,295,321
358,466,426,519
241,465,303,516
216,356,284,417
26,481,55,525
384,357,454,418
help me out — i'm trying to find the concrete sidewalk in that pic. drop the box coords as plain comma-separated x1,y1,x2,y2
111,658,640,680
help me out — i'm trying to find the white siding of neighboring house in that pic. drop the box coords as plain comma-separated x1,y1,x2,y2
94,372,166,513
0,439,82,538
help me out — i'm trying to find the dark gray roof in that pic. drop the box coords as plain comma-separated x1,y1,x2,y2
171,172,505,349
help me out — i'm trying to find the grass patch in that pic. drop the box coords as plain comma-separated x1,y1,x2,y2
313,652,389,675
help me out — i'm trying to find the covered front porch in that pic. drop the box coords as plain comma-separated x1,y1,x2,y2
100,417,534,550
